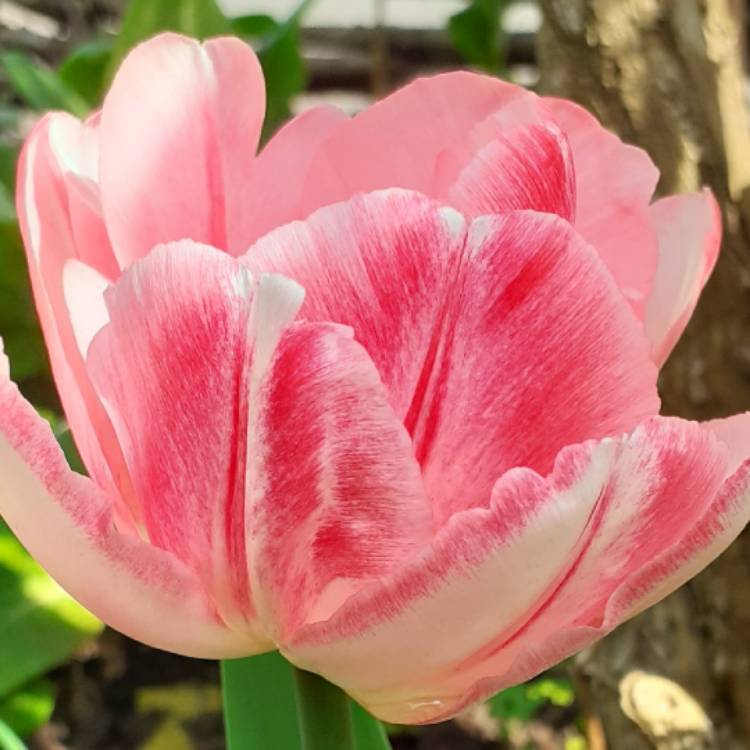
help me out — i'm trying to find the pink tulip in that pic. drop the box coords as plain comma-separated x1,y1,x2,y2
1,32,748,724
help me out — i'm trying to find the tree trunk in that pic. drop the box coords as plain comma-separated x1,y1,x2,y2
537,2,750,749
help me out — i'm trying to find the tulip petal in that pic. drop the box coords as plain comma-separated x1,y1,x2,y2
299,72,530,214
543,98,660,315
244,195,659,526
447,121,576,222
242,190,467,420
285,417,748,724
247,320,432,637
99,33,265,264
415,211,659,525
86,240,291,627
239,105,348,249
644,190,722,365
0,340,262,658
17,114,133,510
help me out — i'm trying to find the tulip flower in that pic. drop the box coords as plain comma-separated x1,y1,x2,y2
1,32,749,726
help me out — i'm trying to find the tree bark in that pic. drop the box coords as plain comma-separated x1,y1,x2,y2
537,2,750,749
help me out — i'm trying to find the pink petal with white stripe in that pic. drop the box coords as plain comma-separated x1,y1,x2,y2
414,212,659,526
246,320,432,638
543,98,660,315
86,241,286,628
284,417,750,724
447,121,576,222
99,34,265,264
242,190,466,420
0,340,260,658
16,114,132,507
644,190,722,365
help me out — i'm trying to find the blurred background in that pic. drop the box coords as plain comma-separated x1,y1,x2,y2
2,1,750,748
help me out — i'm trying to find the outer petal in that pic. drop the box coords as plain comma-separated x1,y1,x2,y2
238,105,348,249
246,320,432,638
644,190,722,365
0,341,259,658
17,114,135,516
543,98,660,315
86,241,285,628
446,121,576,222
298,72,530,215
284,417,749,724
99,33,265,265
242,190,466,420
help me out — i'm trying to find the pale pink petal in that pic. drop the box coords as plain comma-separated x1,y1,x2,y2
99,33,265,265
414,211,659,525
644,190,722,365
246,320,432,638
63,260,110,357
298,72,530,215
16,114,134,512
45,112,119,279
284,417,747,724
0,340,265,658
447,121,576,222
86,240,279,627
242,190,466,420
239,105,348,249
543,98,660,315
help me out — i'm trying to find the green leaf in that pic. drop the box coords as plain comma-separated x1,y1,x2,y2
108,0,231,78
222,653,302,750
351,703,392,750
0,217,49,383
222,653,391,750
59,39,113,107
229,14,278,38
0,720,27,750
0,521,102,697
0,52,89,117
254,1,314,138
0,679,54,738
448,0,509,75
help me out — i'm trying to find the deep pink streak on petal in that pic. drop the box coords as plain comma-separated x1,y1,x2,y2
239,105,348,250
247,320,432,638
298,72,529,215
87,241,259,626
414,211,659,526
99,34,265,265
644,190,722,366
242,190,467,420
543,97,660,316
0,339,264,658
16,114,136,519
447,121,576,222
283,418,744,725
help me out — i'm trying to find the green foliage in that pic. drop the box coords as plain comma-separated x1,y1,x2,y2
487,675,576,737
107,0,231,78
0,520,102,698
59,40,114,107
231,1,314,138
0,53,89,117
448,0,510,75
0,679,54,739
0,720,27,750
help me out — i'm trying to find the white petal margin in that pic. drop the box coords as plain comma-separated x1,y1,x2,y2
282,417,750,724
0,339,265,659
644,190,721,366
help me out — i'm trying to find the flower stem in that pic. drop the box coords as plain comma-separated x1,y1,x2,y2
293,667,357,750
